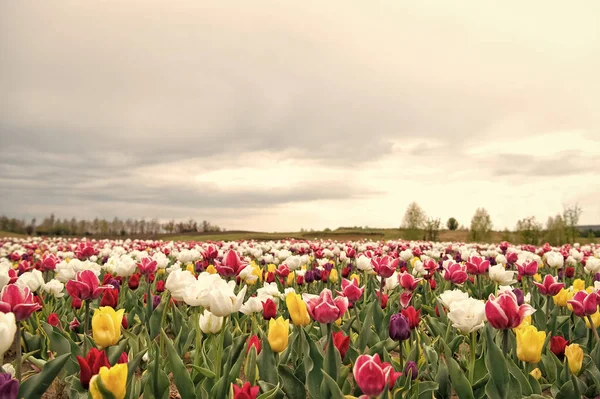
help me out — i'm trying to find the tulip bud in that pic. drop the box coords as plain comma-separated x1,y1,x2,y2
246,335,261,355
516,325,546,363
69,317,81,331
0,313,17,359
48,313,61,328
565,343,583,375
267,317,289,353
389,313,410,341
89,364,127,399
232,382,260,399
550,336,569,359
92,306,124,348
332,331,350,359
0,373,19,398
404,361,418,380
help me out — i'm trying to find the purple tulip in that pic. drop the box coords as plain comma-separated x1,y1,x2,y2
152,295,161,310
0,373,18,399
404,361,418,380
512,288,525,306
594,273,600,283
389,313,411,342
305,270,315,283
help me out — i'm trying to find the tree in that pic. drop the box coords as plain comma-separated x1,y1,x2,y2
446,217,459,231
515,216,542,245
401,202,427,240
469,208,492,242
563,203,583,243
424,218,441,241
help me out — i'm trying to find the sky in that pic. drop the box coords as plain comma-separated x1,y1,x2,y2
1,1,599,232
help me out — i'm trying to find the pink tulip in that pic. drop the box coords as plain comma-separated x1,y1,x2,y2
353,354,398,397
303,289,348,324
371,256,398,278
532,275,564,296
422,259,438,273
398,272,422,291
516,260,538,276
215,250,248,277
74,242,97,259
400,291,413,308
443,262,468,284
485,291,535,330
466,256,490,275
338,278,364,303
568,291,598,317
137,258,158,275
65,270,113,301
0,284,42,321
41,254,60,271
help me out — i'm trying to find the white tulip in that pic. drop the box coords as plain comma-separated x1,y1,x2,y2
16,269,45,292
240,296,265,315
0,312,17,358
584,257,600,275
356,255,373,272
412,260,427,277
447,298,486,333
545,252,564,269
384,272,400,292
238,264,258,284
206,284,248,317
439,289,470,310
489,265,517,286
2,363,15,378
42,279,65,298
165,270,197,301
55,261,76,282
199,310,223,334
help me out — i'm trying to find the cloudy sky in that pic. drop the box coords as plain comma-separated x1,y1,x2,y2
1,1,599,232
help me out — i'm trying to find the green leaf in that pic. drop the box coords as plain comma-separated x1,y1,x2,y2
443,343,474,399
435,361,451,399
323,326,341,383
256,382,282,399
278,364,306,399
162,330,195,399
357,303,374,351
190,365,216,379
125,349,146,399
505,356,532,396
302,328,324,399
484,325,509,399
321,370,345,399
148,299,166,339
244,346,258,385
18,353,70,399
257,338,279,385
107,339,129,366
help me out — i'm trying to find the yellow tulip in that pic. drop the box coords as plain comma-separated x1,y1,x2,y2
572,279,585,292
516,325,546,363
586,311,600,329
206,265,217,274
565,344,583,375
267,264,277,273
329,269,339,284
252,264,264,283
268,316,289,353
90,363,128,399
529,368,542,380
286,293,310,326
553,288,573,307
92,307,124,348
157,269,165,275
513,315,532,332
287,272,295,286
185,263,195,274
335,318,342,326
533,274,542,283
349,274,360,285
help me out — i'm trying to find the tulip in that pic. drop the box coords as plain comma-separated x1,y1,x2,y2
198,310,223,334
267,316,289,353
66,270,113,301
92,307,124,348
400,291,413,308
572,278,586,292
466,256,490,275
41,254,60,271
232,382,260,399
137,258,157,275
389,313,411,341
516,325,545,363
100,288,119,308
485,291,535,330
517,260,538,277
352,354,391,397
0,285,42,321
261,298,277,320
533,275,564,296
303,289,348,324
447,298,486,334
404,361,418,380
332,331,350,359
553,288,573,307
371,256,399,278
48,313,61,328
246,335,261,355
215,250,248,277
77,348,111,388
165,270,197,302
69,317,81,331
0,312,17,359
401,306,420,330
550,336,569,359
489,265,517,286
443,262,468,285
567,291,598,317
285,293,310,326
338,278,364,303
89,363,127,399
530,368,542,380
128,273,140,290
156,280,165,293
329,269,339,283
0,373,18,399
565,344,583,375
398,272,422,291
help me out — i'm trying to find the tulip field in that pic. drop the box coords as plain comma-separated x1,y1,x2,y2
2,237,600,398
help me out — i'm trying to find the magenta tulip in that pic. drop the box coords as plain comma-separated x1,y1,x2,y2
303,289,348,324
485,291,535,330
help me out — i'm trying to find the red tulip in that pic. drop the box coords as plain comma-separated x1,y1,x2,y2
443,262,468,285
423,259,438,273
303,289,348,324
156,280,165,293
128,273,141,290
215,250,248,277
275,265,290,278
377,292,389,309
69,317,80,331
262,298,277,320
137,258,157,275
0,285,43,321
398,272,422,291
72,297,82,309
247,335,261,355
485,291,534,330
296,275,304,285
567,291,598,317
371,256,399,278
265,272,275,283
550,336,569,359
321,270,330,283
506,252,518,264
232,382,259,399
41,254,60,271
118,352,128,364
48,313,61,328
74,242,97,259
352,354,392,397
517,260,538,276
76,348,110,388
466,256,489,275
401,306,420,330
100,288,119,308
66,270,112,301
332,331,350,359
121,315,129,329
565,267,575,278
338,278,364,303
533,275,564,296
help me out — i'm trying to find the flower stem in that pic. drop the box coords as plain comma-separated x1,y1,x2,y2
84,300,90,336
587,315,600,343
194,307,202,367
215,316,228,380
15,325,22,382
353,305,361,331
398,340,403,371
469,331,477,383
502,329,509,359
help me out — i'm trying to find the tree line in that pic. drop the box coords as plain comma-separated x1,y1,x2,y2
0,214,225,237
401,202,598,245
